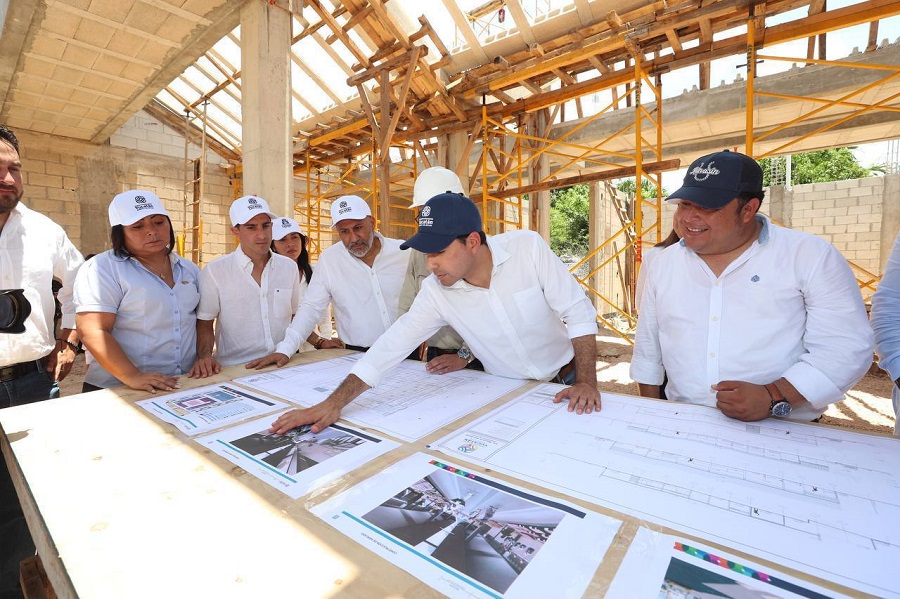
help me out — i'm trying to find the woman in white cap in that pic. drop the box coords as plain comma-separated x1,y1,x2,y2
270,216,337,351
74,190,201,393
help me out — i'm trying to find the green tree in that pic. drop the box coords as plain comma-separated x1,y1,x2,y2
616,178,666,199
759,148,874,186
550,184,589,255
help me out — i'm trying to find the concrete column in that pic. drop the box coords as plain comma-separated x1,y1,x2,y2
880,174,900,272
446,130,470,194
240,0,292,217
531,111,549,238
766,184,792,228
588,181,604,312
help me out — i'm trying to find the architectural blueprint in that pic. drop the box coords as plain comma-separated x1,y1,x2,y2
430,385,900,598
608,527,849,599
233,355,526,441
136,384,288,436
196,414,398,499
311,453,620,599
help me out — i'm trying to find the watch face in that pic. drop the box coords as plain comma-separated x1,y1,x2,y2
771,400,792,417
457,348,472,361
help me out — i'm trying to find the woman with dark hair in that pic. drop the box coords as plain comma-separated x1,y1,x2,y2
74,190,200,393
270,217,336,351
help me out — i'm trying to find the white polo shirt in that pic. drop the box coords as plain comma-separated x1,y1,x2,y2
630,215,873,420
198,248,301,366
74,251,201,388
350,230,598,387
276,232,409,355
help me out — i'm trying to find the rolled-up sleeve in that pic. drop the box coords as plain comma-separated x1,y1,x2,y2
873,232,900,381
629,260,665,386
534,237,597,339
782,244,873,408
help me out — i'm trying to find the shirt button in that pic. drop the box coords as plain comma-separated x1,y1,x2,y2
709,352,716,358
711,316,718,322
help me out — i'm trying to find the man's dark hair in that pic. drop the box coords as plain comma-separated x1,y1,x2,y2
110,216,176,258
0,124,20,153
736,190,765,213
456,231,487,245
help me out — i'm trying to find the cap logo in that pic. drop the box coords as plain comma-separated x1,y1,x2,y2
281,218,289,226
135,195,146,204
689,161,720,182
248,198,258,205
133,194,154,212
337,200,353,215
421,206,431,217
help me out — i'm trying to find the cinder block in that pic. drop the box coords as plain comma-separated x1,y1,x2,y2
845,223,870,233
834,179,861,189
847,205,873,215
834,215,857,225
44,162,76,178
28,173,63,188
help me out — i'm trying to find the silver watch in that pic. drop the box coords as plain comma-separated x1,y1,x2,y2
457,347,474,364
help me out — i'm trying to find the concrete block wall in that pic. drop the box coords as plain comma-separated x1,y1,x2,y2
769,174,898,278
109,111,204,161
15,111,236,262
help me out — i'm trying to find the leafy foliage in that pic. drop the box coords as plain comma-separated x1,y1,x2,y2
759,148,874,186
550,184,589,255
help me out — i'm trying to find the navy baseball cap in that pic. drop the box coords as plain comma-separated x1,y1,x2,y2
400,193,483,253
666,150,763,209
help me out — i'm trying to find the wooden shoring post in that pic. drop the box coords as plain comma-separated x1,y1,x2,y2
378,70,391,231
746,9,757,156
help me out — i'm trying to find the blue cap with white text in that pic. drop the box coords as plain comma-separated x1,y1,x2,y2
400,193,483,253
666,150,763,209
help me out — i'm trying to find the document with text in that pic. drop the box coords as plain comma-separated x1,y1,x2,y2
430,385,900,598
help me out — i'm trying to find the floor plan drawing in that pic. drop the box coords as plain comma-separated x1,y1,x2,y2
430,386,900,598
234,355,526,441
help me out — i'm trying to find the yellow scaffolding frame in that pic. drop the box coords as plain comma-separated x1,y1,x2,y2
744,11,900,299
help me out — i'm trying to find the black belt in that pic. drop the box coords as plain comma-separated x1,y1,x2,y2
552,356,577,383
346,344,422,362
0,355,49,383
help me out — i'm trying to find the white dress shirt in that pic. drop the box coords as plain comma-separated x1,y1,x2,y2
870,230,900,436
198,248,301,366
0,203,84,366
350,230,598,387
631,215,873,420
74,251,201,388
276,233,409,355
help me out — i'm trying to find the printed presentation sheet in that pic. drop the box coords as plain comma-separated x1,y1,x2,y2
311,452,620,599
196,413,399,499
136,384,288,436
607,527,849,599
430,385,900,598
233,355,526,441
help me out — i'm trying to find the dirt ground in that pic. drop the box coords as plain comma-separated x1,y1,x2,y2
59,336,898,435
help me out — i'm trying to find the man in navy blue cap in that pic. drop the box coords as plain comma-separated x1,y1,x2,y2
631,150,872,422
268,193,601,435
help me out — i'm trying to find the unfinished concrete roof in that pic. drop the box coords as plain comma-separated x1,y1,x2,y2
1,1,899,168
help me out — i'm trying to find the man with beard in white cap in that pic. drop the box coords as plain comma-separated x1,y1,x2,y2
189,196,301,377
248,195,411,368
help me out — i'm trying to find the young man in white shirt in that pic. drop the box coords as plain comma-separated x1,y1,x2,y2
631,150,873,422
248,195,411,367
190,196,301,376
265,193,601,435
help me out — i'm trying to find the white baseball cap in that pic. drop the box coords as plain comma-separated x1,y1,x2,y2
412,167,464,208
230,195,277,226
330,195,372,226
108,190,169,226
272,217,304,241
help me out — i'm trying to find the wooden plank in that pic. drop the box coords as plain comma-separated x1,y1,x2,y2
491,158,681,198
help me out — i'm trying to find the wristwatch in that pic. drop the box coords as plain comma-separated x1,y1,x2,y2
765,382,792,418
457,347,475,365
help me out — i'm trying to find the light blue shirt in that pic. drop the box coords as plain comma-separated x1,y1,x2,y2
74,250,201,388
871,230,900,436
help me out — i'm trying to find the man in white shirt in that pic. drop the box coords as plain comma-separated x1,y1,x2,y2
0,124,83,408
631,150,873,422
266,193,600,435
248,195,410,367
0,124,83,598
190,196,300,376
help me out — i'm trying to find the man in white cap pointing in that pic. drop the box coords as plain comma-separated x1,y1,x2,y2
248,195,411,368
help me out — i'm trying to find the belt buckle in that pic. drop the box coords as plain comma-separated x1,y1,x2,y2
0,365,18,383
